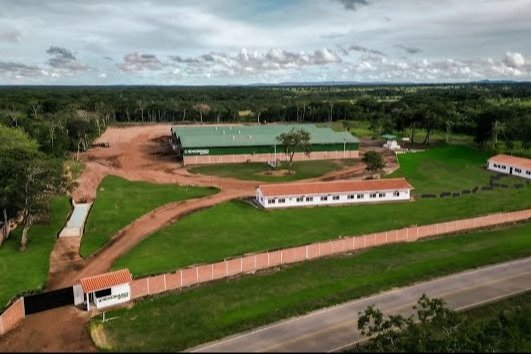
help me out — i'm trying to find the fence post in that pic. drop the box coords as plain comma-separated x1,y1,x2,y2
147,278,150,295
267,252,270,267
211,264,214,279
225,260,228,276
385,231,388,243
180,269,183,287
352,236,355,250
196,267,199,283
163,274,167,291
240,258,243,273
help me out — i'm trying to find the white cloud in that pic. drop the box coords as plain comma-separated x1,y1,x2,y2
504,51,526,68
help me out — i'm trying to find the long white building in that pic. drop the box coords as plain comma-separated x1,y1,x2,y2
256,178,414,209
487,154,531,180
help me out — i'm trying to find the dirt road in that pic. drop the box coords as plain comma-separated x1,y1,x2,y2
2,124,393,352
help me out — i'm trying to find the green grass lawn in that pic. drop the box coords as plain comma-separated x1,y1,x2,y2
80,176,218,258
188,159,358,182
0,196,71,309
114,146,531,277
94,222,531,352
388,145,523,195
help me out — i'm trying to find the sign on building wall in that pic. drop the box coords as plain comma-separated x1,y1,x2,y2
185,149,210,155
95,283,131,309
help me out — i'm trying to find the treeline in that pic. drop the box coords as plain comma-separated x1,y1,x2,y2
0,84,530,156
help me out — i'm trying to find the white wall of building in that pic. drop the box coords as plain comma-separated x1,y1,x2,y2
488,161,531,180
94,283,131,309
257,189,411,209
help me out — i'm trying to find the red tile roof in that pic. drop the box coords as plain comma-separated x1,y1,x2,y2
80,269,132,293
488,154,531,170
258,178,413,198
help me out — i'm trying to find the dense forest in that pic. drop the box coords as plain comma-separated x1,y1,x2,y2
1,83,531,249
1,83,531,158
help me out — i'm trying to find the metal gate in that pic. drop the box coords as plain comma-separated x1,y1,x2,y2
24,287,74,315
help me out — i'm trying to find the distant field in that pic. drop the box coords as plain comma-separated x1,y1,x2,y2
114,146,531,277
81,176,217,258
0,197,71,309
95,222,531,352
189,159,358,182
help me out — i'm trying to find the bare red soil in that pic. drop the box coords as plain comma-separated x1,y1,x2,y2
3,124,391,352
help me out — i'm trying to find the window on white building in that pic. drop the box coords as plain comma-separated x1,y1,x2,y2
296,197,304,202
306,197,313,202
527,171,531,175
268,199,276,204
515,168,522,173
370,193,377,198
278,198,286,203
321,196,328,201
333,195,340,200
347,195,355,199
379,193,385,198
393,191,400,197
357,194,364,199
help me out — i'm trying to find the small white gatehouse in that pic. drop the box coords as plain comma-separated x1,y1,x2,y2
256,178,414,209
80,269,133,311
487,154,531,180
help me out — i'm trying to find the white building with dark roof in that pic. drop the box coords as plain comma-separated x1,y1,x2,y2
256,178,414,209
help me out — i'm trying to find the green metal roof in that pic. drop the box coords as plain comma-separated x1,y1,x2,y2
382,134,397,140
172,124,359,148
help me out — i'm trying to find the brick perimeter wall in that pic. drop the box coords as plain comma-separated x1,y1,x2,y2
4,209,530,337
128,208,531,300
0,298,25,336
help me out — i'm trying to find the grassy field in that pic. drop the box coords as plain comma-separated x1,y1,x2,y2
114,146,531,276
0,196,71,309
389,145,525,195
80,176,218,258
94,222,531,352
189,159,358,182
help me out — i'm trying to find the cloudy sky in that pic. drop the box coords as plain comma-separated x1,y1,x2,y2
1,0,530,85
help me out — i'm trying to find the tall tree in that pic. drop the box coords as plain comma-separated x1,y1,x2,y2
0,126,39,247
18,156,64,251
276,128,311,175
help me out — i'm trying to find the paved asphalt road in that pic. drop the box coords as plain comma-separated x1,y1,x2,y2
188,257,531,352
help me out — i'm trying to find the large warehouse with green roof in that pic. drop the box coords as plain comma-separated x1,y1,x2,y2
171,124,359,165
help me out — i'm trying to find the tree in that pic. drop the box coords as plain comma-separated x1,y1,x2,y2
192,103,211,123
276,128,311,175
0,126,39,247
355,294,531,352
362,151,385,174
18,156,64,251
